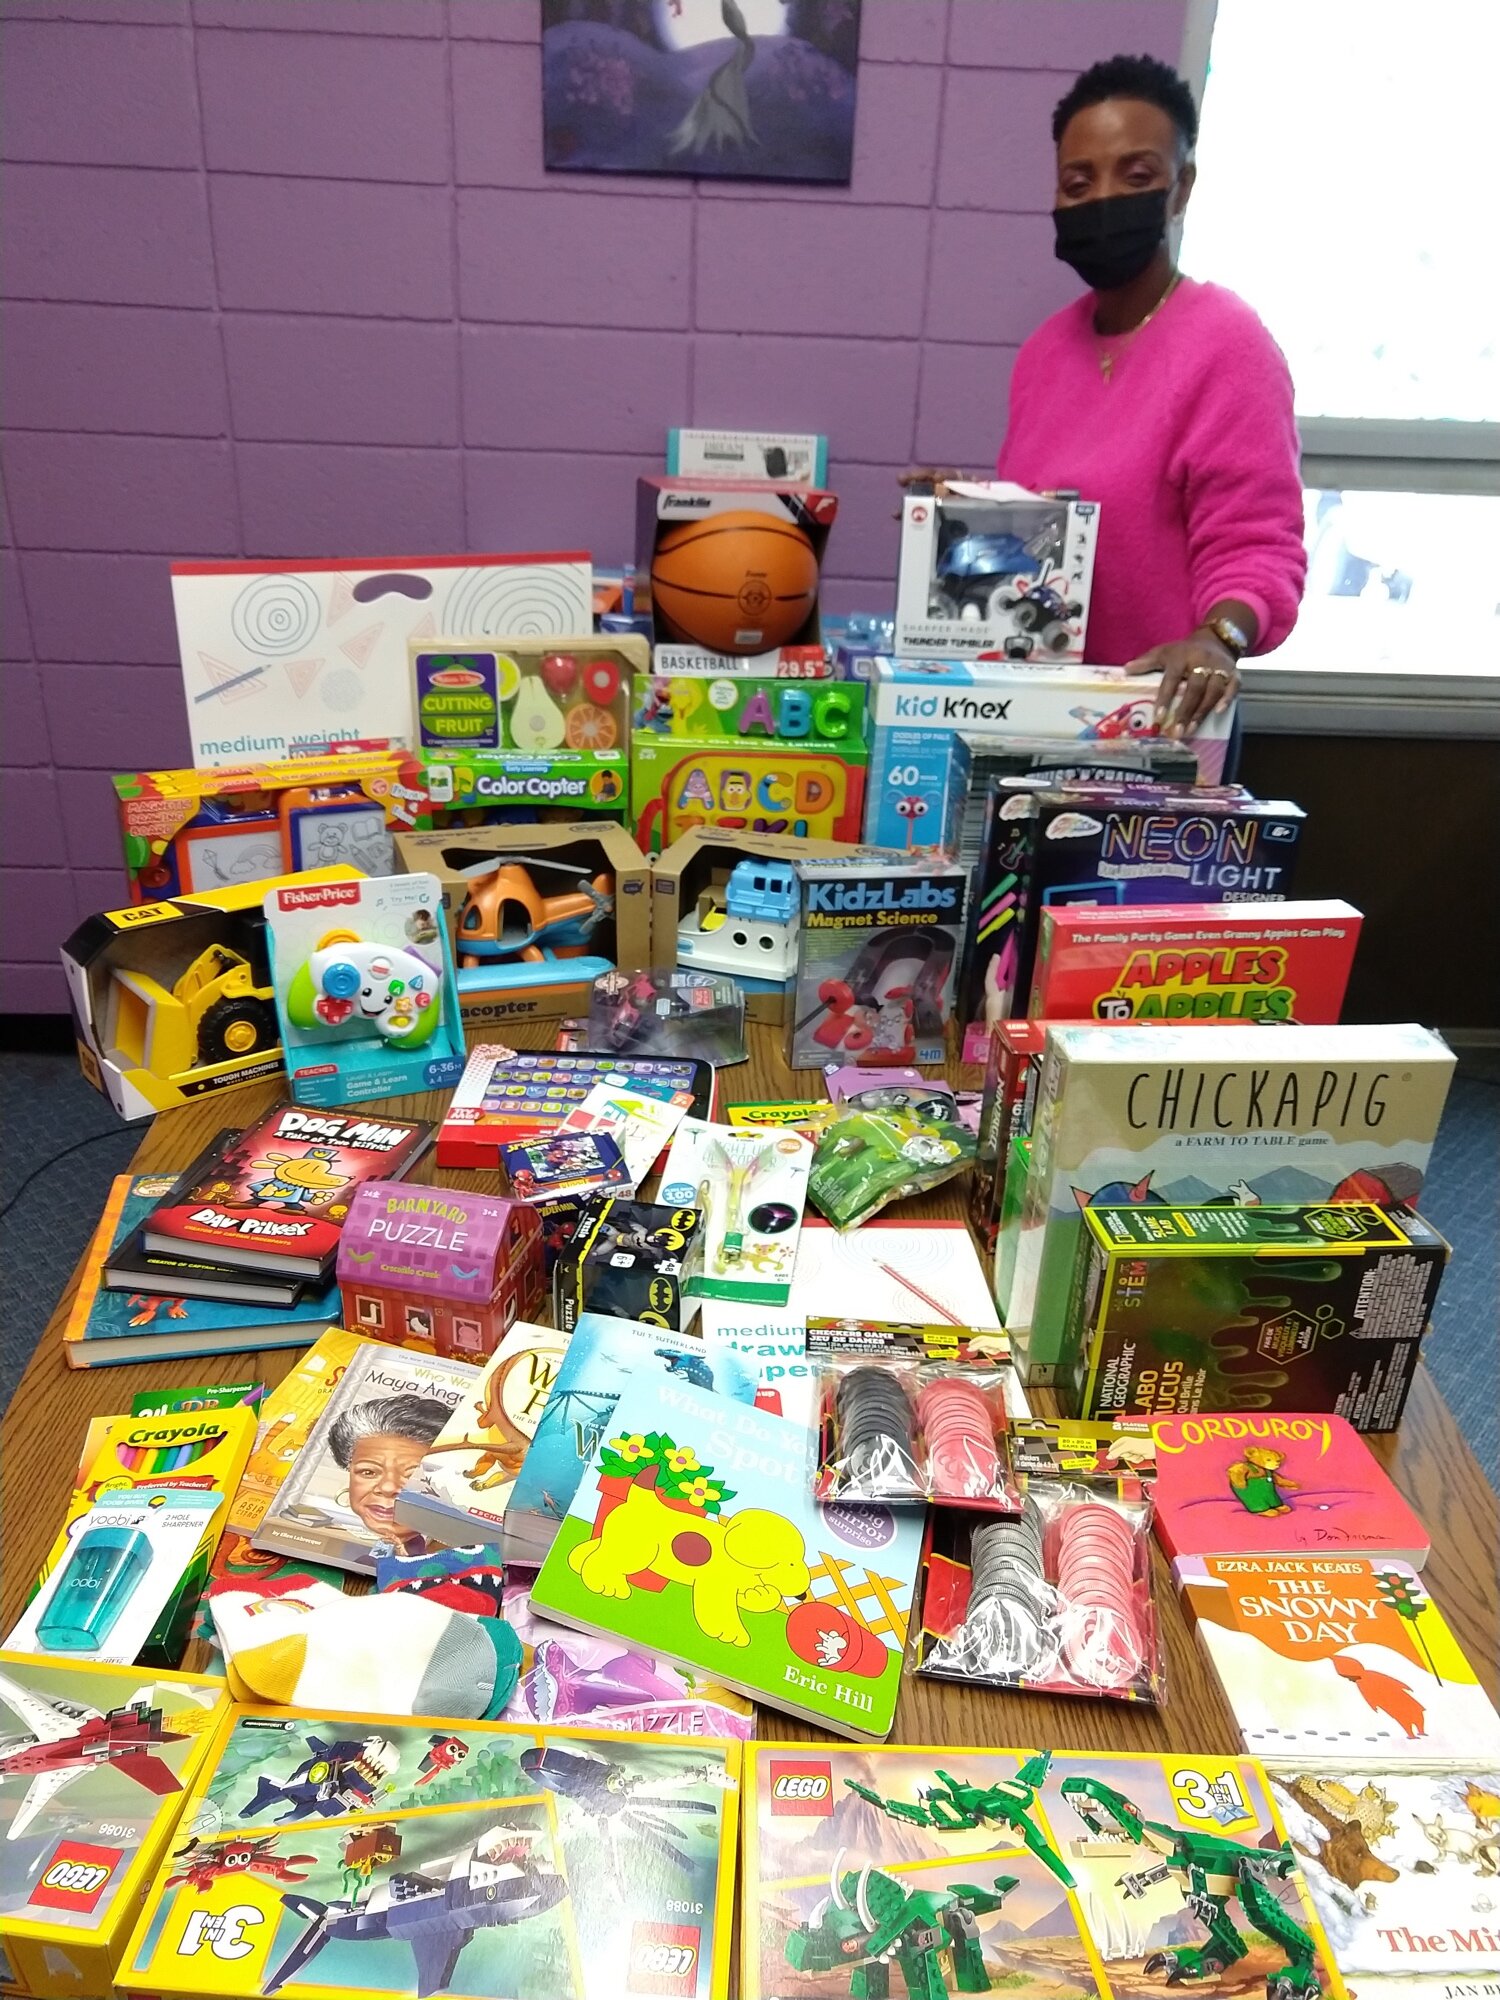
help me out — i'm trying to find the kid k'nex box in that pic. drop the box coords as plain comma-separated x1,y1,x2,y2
1007,1022,1455,1386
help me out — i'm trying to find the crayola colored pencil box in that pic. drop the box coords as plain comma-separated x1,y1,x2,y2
1065,1200,1449,1428
0,1651,228,2000
1008,1022,1455,1387
120,1703,741,2000
18,1405,255,1669
740,1741,1348,2000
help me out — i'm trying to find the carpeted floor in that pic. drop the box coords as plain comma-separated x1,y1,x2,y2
2,1045,1497,1492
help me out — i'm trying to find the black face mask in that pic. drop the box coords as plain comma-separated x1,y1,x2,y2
1053,188,1169,292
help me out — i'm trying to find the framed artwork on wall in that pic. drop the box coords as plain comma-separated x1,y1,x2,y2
541,0,860,184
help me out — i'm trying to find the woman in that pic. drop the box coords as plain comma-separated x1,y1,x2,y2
996,53,1306,738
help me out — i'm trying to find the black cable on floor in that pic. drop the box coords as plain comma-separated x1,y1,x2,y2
0,1129,136,1224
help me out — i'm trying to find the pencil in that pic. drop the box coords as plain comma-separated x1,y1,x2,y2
875,1261,961,1325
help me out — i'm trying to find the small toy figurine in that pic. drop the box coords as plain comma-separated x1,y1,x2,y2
167,1834,317,1891
287,932,443,1046
844,1757,1076,1889
241,1733,399,1824
787,1860,1019,2000
416,1732,470,1786
338,1821,402,1900
1062,1775,1324,1999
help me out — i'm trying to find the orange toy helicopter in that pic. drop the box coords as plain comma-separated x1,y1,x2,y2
453,857,615,969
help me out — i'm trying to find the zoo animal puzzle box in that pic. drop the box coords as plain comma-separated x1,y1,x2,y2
0,1651,228,2000
1177,1555,1500,1770
1008,1022,1455,1386
120,1704,740,2000
740,1742,1347,2000
1066,1201,1448,1429
1266,1766,1500,1999
531,1373,924,1741
1031,900,1363,1024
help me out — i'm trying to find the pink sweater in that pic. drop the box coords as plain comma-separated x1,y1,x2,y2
996,278,1306,665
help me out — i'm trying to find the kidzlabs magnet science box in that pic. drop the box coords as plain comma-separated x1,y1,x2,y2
120,1705,740,2000
740,1742,1348,2000
1031,900,1363,1024
1009,1021,1456,1387
1065,1200,1448,1429
0,1652,228,2000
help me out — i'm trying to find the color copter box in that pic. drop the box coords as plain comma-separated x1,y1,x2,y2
1009,1022,1456,1389
862,656,1236,851
1065,1201,1449,1429
0,1652,228,2000
966,782,1304,1036
1031,901,1363,1024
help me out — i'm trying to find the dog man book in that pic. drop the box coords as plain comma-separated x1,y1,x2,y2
531,1374,922,1740
143,1103,433,1277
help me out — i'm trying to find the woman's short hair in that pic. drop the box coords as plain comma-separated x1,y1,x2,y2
1052,53,1199,154
328,1393,451,1468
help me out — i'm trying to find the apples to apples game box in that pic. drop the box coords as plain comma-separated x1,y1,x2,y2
1008,1021,1455,1386
1029,900,1364,1024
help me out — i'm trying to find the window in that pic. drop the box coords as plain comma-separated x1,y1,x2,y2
1180,0,1499,670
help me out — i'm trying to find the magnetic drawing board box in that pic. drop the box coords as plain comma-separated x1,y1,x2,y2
1176,1553,1500,1770
1066,1200,1448,1428
967,781,1304,1035
1032,899,1363,1024
0,1652,229,2000
120,1704,741,2000
740,1741,1348,2000
173,550,592,766
1009,1021,1455,1387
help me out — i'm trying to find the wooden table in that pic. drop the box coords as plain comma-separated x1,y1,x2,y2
5,1022,1497,1759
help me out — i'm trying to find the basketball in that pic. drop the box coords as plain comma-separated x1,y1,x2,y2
650,510,820,654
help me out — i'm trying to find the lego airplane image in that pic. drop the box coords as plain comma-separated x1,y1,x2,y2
0,1668,201,1841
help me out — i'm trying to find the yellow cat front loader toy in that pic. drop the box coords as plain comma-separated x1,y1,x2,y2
109,938,278,1077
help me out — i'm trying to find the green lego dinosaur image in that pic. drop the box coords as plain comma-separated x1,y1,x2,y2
843,1754,1077,1889
1060,1776,1323,2000
786,1857,1021,2000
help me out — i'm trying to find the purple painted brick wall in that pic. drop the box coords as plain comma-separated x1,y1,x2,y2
0,0,1186,1013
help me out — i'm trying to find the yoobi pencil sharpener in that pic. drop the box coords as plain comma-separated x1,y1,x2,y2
36,1524,153,1651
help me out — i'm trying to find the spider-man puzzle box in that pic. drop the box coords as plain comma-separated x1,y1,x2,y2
740,1742,1347,2000
120,1705,740,2000
785,852,967,1071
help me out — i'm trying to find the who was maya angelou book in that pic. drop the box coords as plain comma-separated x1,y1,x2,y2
1178,1554,1500,1770
531,1373,922,1741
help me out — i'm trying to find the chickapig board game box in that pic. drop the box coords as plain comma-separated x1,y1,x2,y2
1029,900,1364,1024
1177,1554,1500,1769
1066,1200,1449,1430
1152,1412,1431,1569
741,1742,1347,2000
0,1652,228,2000
1267,1767,1500,2000
120,1704,740,2000
531,1374,924,1741
1008,1021,1456,1386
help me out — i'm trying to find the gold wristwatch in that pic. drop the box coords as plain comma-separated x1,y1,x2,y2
1204,615,1250,661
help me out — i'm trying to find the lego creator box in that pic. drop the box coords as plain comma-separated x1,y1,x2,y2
630,683,868,856
894,483,1099,662
740,1743,1347,2000
337,1180,544,1362
633,474,837,660
120,1705,740,2000
1009,1022,1455,1387
786,853,967,1071
863,656,1234,850
392,821,651,1026
1067,1201,1448,1429
1032,900,1363,1024
0,1652,227,2000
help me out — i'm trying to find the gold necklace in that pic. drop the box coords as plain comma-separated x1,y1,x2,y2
1095,273,1181,381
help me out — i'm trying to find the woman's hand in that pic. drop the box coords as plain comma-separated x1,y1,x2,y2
1125,629,1240,739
